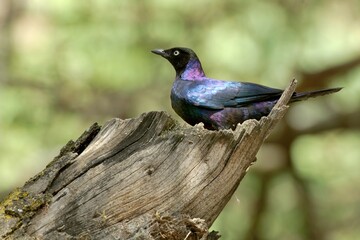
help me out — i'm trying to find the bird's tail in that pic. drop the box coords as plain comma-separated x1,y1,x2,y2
290,87,342,103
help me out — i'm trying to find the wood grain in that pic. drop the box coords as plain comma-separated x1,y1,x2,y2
0,80,297,240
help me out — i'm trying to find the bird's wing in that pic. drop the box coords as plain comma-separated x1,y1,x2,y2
186,80,283,110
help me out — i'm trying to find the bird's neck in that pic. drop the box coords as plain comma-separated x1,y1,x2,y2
178,59,206,80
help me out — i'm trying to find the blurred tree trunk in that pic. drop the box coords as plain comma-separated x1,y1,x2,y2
0,81,297,240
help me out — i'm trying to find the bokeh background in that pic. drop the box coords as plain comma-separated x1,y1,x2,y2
1,0,360,239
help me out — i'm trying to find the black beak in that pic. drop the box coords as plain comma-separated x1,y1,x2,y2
151,49,168,58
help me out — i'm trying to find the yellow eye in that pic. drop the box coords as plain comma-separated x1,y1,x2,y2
173,50,180,56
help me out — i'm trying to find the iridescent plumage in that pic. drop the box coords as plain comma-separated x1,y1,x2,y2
152,47,341,130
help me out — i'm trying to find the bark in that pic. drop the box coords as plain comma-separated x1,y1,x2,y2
0,80,298,240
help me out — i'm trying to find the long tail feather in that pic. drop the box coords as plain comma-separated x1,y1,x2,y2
290,87,342,103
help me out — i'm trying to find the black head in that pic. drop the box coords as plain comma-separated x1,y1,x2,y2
151,47,199,75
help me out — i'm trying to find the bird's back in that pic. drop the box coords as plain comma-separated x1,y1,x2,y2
170,78,280,130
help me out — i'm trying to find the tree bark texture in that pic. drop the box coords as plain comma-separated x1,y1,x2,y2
0,80,298,239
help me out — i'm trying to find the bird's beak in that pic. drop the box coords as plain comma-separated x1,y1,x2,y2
151,49,168,58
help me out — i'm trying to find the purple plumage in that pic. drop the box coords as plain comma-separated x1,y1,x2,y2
151,47,342,130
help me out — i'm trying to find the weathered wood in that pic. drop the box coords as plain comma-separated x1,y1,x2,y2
0,80,297,239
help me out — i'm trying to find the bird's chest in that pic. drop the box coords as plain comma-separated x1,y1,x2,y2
170,81,201,125
170,85,189,115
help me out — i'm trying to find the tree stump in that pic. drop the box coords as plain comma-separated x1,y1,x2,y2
0,80,298,239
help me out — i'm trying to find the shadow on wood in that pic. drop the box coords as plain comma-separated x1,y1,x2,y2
0,80,297,239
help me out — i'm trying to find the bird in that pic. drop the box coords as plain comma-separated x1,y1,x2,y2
151,47,342,130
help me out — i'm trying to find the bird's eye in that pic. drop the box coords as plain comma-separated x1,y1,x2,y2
173,50,180,56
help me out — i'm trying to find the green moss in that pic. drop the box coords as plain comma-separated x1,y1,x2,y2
1,188,28,209
0,188,51,219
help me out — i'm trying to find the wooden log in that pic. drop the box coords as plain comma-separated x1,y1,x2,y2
0,80,297,240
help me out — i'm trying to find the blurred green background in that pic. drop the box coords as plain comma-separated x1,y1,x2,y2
1,0,360,239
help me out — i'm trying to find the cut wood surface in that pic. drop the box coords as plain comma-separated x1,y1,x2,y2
0,80,297,240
